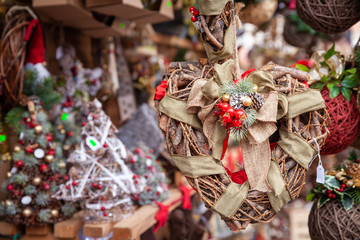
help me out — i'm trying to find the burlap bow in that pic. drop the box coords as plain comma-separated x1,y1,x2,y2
187,60,280,192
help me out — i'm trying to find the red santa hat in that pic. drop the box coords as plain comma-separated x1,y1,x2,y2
24,19,45,65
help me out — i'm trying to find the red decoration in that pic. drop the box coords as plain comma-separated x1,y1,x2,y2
154,80,168,100
103,212,108,216
290,59,315,68
48,150,55,156
66,185,70,189
24,19,45,65
97,184,102,189
72,181,77,186
43,183,50,190
92,115,98,119
320,88,360,155
15,160,24,168
225,168,248,185
189,6,195,13
179,185,192,210
101,206,105,211
46,135,52,141
103,143,108,148
40,164,48,172
241,68,256,80
63,175,69,181
25,147,34,153
68,131,73,137
154,201,170,232
7,184,14,192
92,183,97,188
81,122,86,126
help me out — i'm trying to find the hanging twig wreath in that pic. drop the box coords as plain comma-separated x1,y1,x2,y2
156,0,329,231
0,6,36,108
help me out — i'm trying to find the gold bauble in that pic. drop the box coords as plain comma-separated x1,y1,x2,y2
58,161,66,168
45,155,54,163
242,96,252,107
26,118,31,123
34,125,43,134
221,93,231,103
51,209,59,217
1,152,11,161
5,200,13,206
63,145,70,151
252,84,259,92
57,124,64,130
13,146,21,152
33,177,41,185
346,180,355,188
60,129,66,134
7,172,12,178
23,208,32,217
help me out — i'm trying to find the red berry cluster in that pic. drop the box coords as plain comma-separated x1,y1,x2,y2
214,101,246,129
63,96,74,108
189,6,199,22
327,184,346,199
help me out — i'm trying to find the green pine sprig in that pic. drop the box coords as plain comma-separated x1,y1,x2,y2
35,193,50,206
13,173,28,186
222,78,254,96
348,150,358,162
38,209,51,222
61,202,76,217
24,185,37,195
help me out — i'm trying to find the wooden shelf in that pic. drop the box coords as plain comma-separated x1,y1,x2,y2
112,188,194,240
150,33,204,52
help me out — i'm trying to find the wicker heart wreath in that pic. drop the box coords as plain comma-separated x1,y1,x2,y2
155,0,329,231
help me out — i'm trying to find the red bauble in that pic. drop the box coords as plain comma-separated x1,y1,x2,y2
43,183,50,190
72,181,77,186
193,9,199,16
16,160,24,168
189,6,195,13
234,109,245,119
320,88,360,155
40,164,48,172
64,175,69,181
48,150,55,156
81,122,86,126
7,184,14,192
191,16,197,22
25,147,34,153
68,132,73,137
92,183,97,188
97,184,102,189
103,143,108,148
46,135,52,141
101,206,105,211
103,212,108,216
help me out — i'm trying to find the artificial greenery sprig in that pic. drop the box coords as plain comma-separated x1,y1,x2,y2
297,45,360,101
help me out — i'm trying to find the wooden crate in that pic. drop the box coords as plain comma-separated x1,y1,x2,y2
33,0,104,29
112,188,193,240
85,0,145,20
54,211,83,239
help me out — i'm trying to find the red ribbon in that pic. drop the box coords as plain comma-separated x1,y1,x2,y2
225,167,248,185
154,80,168,100
270,142,278,151
227,149,234,172
154,201,170,232
179,185,192,210
241,68,256,80
290,59,315,69
220,132,230,160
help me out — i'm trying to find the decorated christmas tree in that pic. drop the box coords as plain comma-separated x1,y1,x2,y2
54,99,144,223
0,101,75,226
128,144,169,205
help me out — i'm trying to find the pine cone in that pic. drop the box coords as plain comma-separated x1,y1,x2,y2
229,93,245,110
249,92,264,110
346,162,360,179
